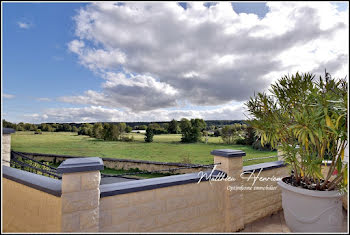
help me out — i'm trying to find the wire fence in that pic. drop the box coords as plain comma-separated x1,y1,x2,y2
243,155,277,162
8,151,62,179
6,151,278,180
101,163,221,178
7,151,222,180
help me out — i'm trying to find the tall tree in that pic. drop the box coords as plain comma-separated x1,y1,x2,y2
168,119,179,134
144,127,154,142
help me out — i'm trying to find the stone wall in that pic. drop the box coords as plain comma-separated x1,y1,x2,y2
2,150,297,233
2,134,11,166
242,166,290,224
2,178,62,232
99,181,225,232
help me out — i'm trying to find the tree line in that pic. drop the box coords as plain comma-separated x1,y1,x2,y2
3,119,270,149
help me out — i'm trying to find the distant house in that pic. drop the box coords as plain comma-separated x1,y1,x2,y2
131,130,146,134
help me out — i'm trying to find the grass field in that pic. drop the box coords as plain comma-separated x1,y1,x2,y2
11,131,277,166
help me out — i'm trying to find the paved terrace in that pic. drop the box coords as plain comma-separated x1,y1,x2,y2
240,208,348,233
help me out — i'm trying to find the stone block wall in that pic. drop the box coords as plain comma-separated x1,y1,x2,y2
4,150,319,233
2,178,62,232
2,134,11,166
242,166,290,224
99,181,225,232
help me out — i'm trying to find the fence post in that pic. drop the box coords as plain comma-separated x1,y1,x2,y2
57,157,104,232
211,149,245,232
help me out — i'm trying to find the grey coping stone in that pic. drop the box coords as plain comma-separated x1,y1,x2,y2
100,176,138,185
57,157,104,173
2,165,62,197
210,149,246,158
99,169,223,197
242,160,287,173
3,128,15,134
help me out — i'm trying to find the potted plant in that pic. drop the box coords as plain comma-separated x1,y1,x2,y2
245,72,348,232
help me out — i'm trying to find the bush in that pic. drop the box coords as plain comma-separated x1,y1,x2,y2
213,129,221,137
252,138,275,151
180,118,206,143
34,129,42,134
235,137,246,145
144,127,154,142
180,155,192,164
120,135,134,142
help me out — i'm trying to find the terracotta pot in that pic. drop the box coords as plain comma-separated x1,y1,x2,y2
278,177,344,232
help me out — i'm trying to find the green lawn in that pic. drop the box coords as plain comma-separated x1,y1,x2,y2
11,131,277,165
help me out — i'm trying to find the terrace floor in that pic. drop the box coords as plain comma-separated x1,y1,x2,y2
240,208,348,233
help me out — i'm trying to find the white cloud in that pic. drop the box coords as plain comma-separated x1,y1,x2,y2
59,72,179,111
3,93,15,99
24,103,247,123
17,21,31,29
36,97,52,102
63,2,347,114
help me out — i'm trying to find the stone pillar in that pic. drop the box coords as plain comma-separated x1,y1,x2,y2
211,149,245,232
2,128,15,167
57,157,104,232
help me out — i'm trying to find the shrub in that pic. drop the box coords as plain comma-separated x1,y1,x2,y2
144,127,154,142
121,135,134,142
246,72,348,191
34,129,42,135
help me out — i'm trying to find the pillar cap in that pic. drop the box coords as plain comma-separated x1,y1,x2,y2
210,149,246,158
57,157,104,173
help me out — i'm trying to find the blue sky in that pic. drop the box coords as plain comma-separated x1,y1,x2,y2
3,3,99,121
2,2,349,123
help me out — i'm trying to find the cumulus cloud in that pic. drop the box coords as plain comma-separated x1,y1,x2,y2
17,21,32,29
59,72,178,110
36,97,52,102
25,103,247,123
62,2,347,114
3,93,15,99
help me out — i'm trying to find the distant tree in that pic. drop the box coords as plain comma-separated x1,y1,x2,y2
102,124,120,141
3,119,17,129
117,123,127,134
16,122,25,131
63,123,72,132
72,126,79,133
92,123,103,139
214,129,221,137
144,127,154,142
148,123,160,129
135,125,147,130
78,127,89,135
221,124,243,144
167,119,179,134
203,131,209,144
125,126,132,133
161,123,169,130
23,123,35,131
34,129,42,134
180,118,206,143
47,125,55,132
147,123,167,134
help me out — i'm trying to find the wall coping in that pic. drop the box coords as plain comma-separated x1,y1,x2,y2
2,165,62,197
14,151,208,168
210,149,246,158
3,128,15,134
243,160,287,173
100,169,223,198
57,157,104,173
